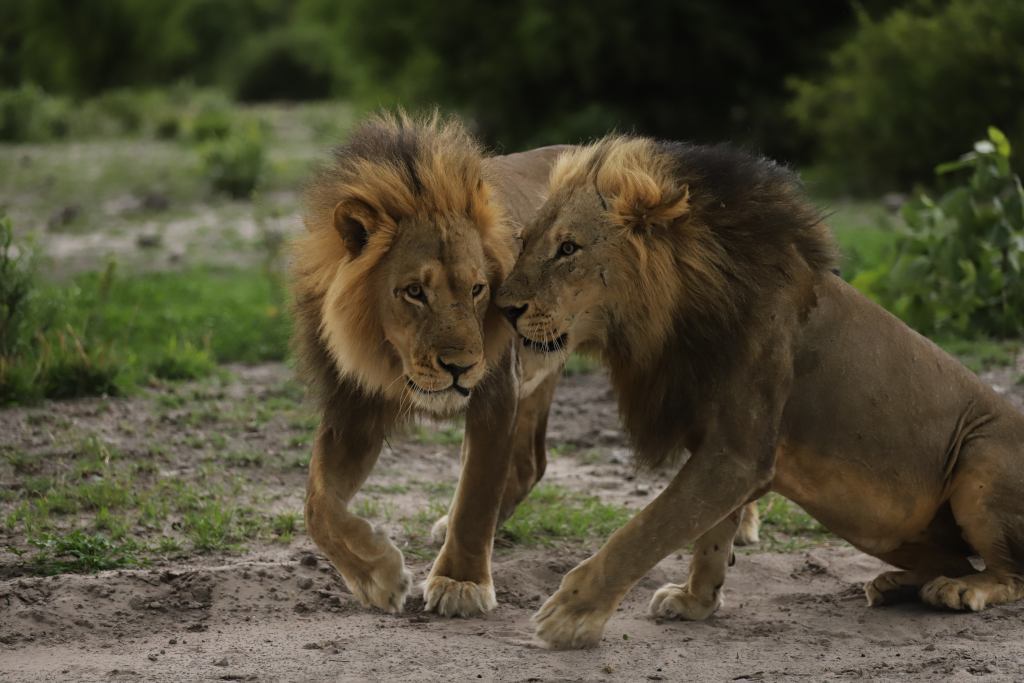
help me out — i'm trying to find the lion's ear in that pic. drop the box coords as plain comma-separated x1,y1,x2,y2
333,199,380,256
616,183,690,234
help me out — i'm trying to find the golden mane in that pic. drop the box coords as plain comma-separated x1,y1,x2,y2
548,135,838,467
290,111,515,412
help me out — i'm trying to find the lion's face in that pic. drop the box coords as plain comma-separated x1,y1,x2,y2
497,186,621,367
372,216,492,413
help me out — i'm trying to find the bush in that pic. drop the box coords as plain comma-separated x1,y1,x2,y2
232,25,339,102
0,212,33,356
334,0,864,157
0,84,70,142
199,122,266,198
855,128,1024,338
789,0,1024,193
181,90,234,142
0,243,289,405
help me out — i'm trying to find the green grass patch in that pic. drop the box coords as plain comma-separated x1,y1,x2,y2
500,484,632,546
937,338,1021,374
564,353,600,376
1,265,289,405
23,531,144,575
825,200,899,282
411,424,464,446
756,493,830,551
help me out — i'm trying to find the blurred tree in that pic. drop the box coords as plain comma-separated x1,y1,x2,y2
789,0,1024,192
330,0,884,160
0,0,292,94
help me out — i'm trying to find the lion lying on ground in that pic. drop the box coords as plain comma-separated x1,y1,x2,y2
496,135,1024,648
290,112,565,617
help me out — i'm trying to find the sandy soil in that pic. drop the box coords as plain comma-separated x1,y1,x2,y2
3,370,1024,682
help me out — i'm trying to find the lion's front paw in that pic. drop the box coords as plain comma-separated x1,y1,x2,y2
429,514,448,547
649,582,722,621
532,589,609,649
344,543,412,613
920,576,988,612
422,574,496,617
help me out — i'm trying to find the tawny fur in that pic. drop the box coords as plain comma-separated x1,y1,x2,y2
290,112,516,410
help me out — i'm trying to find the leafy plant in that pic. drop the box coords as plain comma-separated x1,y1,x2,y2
789,0,1024,192
0,84,69,141
0,212,33,355
855,128,1024,337
26,531,143,574
199,122,266,198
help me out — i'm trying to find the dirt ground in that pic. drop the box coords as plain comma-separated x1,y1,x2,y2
4,368,1024,682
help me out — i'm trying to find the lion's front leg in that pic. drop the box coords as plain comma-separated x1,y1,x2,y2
424,354,517,617
305,420,411,613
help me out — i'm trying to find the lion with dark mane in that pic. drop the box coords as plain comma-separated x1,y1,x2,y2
498,135,1024,648
291,112,565,616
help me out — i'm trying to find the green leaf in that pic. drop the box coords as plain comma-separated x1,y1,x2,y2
988,126,1012,159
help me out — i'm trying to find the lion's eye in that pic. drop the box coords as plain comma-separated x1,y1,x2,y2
471,283,486,298
557,241,579,258
405,283,425,301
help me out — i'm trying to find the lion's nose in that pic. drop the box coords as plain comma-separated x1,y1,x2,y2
437,356,476,381
502,304,528,324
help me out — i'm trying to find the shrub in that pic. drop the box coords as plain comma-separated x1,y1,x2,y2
150,338,216,380
199,122,266,198
335,0,863,157
181,91,234,143
232,25,339,102
0,212,33,356
788,0,1024,193
855,128,1024,338
0,84,69,141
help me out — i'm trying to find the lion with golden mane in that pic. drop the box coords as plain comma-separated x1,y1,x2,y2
291,112,566,616
497,135,1024,648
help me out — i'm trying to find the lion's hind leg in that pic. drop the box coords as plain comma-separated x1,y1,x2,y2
650,507,741,621
921,434,1024,612
867,541,973,607
733,500,761,546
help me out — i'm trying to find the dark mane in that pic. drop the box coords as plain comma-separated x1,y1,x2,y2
595,139,838,467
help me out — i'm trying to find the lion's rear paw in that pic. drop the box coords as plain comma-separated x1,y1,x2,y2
429,514,448,547
346,548,412,613
532,589,608,649
422,574,496,617
865,571,921,607
649,582,722,621
734,521,759,547
921,576,990,612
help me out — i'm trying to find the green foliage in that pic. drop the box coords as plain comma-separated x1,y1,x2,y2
937,338,1021,374
149,338,217,381
0,262,290,405
563,353,599,376
0,212,33,356
789,0,1024,192
181,90,234,142
501,484,632,545
856,128,1024,338
0,84,70,142
199,122,266,198
26,531,143,574
757,494,829,551
232,25,340,102
333,0,864,156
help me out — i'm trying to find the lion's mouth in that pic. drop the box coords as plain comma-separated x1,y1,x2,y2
406,379,471,398
519,333,568,354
